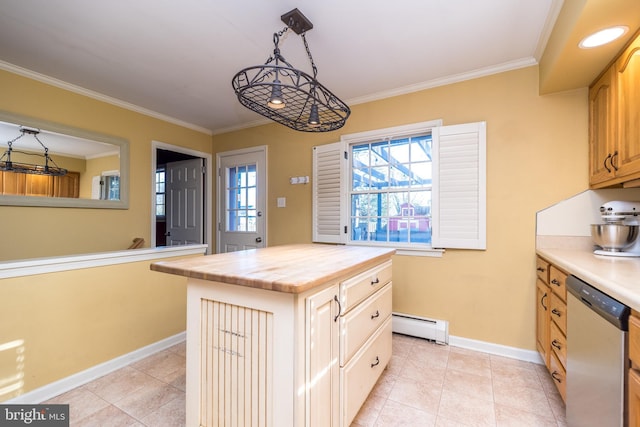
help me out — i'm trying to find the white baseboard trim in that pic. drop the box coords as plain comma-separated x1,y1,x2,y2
449,335,544,365
7,332,186,404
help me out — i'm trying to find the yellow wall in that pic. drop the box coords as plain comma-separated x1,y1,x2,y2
213,66,589,350
79,154,120,199
0,257,191,401
0,69,212,260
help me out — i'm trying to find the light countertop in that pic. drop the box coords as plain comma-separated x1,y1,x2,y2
150,243,395,294
537,247,640,312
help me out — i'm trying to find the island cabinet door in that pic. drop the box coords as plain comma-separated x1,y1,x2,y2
306,284,340,427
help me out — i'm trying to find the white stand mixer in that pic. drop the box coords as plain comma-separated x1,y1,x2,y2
593,201,640,257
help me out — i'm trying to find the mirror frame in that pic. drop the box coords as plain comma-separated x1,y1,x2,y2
0,110,129,209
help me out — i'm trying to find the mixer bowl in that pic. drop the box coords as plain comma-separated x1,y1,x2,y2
591,224,639,251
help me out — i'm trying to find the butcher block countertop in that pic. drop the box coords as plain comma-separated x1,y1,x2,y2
150,244,396,294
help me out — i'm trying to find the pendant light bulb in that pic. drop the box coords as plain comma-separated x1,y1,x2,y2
267,80,285,109
308,103,320,127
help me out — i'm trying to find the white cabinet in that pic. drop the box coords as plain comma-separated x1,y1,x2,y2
306,284,340,427
338,260,393,426
179,255,393,427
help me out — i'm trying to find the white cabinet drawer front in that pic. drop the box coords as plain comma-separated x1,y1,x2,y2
341,316,392,427
340,282,392,366
340,260,392,313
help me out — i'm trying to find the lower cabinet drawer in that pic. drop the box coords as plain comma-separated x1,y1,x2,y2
549,321,566,369
549,292,567,335
341,316,392,427
340,282,392,366
340,261,392,313
549,352,566,402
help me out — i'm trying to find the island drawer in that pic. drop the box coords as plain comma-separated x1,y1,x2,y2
340,260,392,312
340,282,392,366
340,316,392,427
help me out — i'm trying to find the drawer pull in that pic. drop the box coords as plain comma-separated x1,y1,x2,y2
371,356,380,368
551,308,562,317
371,278,380,285
551,279,560,286
551,371,563,383
536,267,546,272
541,293,548,311
371,310,380,320
334,295,341,322
551,339,562,350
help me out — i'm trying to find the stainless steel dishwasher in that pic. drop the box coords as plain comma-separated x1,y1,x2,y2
566,275,630,427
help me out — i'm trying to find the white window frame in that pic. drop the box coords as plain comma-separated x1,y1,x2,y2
312,120,486,256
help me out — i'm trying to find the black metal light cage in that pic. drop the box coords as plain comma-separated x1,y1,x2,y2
0,128,68,176
232,9,350,133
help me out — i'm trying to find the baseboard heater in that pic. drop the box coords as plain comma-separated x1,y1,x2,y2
392,312,449,345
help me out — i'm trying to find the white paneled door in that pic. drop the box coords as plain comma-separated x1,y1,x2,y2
217,146,267,253
166,158,204,245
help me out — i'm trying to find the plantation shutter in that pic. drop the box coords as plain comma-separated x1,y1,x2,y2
431,121,486,249
312,142,348,243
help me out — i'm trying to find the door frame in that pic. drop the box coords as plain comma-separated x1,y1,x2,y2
216,145,268,253
151,140,212,254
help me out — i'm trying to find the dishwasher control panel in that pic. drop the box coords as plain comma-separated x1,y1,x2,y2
566,275,630,330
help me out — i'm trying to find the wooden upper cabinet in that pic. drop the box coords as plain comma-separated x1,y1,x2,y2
589,66,617,186
616,35,640,179
589,31,640,188
0,170,80,198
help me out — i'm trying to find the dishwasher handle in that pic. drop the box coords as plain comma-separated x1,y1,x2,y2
566,275,630,331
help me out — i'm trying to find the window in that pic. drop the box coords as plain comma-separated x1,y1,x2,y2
351,134,433,245
313,120,486,253
155,168,165,217
226,164,257,232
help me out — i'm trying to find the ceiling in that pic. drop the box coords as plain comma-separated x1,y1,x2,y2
0,0,638,136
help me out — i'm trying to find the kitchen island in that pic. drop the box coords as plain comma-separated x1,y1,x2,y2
151,244,395,427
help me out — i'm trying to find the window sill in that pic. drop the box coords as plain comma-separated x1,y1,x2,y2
348,242,444,257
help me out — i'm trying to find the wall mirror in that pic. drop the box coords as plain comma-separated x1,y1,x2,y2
0,110,129,209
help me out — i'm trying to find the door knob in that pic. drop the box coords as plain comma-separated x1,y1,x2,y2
255,237,262,243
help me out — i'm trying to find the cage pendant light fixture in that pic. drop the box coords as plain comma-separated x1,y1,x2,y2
0,127,67,176
232,8,350,132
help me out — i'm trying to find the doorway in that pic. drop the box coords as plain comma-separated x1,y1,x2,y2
217,146,267,253
152,141,212,252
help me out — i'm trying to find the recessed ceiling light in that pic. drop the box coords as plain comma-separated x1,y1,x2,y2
579,26,628,49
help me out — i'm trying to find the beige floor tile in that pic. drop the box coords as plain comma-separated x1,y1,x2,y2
113,378,183,421
131,350,185,384
435,415,473,426
375,399,437,427
446,351,492,378
140,394,186,427
494,404,557,427
490,361,543,391
391,334,417,358
44,386,110,423
437,388,496,427
386,353,408,377
351,393,386,426
370,370,397,399
492,383,554,418
387,376,441,415
167,341,187,357
399,358,447,387
73,404,144,427
442,368,493,402
409,342,450,368
84,366,160,404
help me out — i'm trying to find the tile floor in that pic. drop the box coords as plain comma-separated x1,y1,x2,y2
44,334,566,426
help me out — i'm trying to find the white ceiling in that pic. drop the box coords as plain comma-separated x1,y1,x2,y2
0,0,636,136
